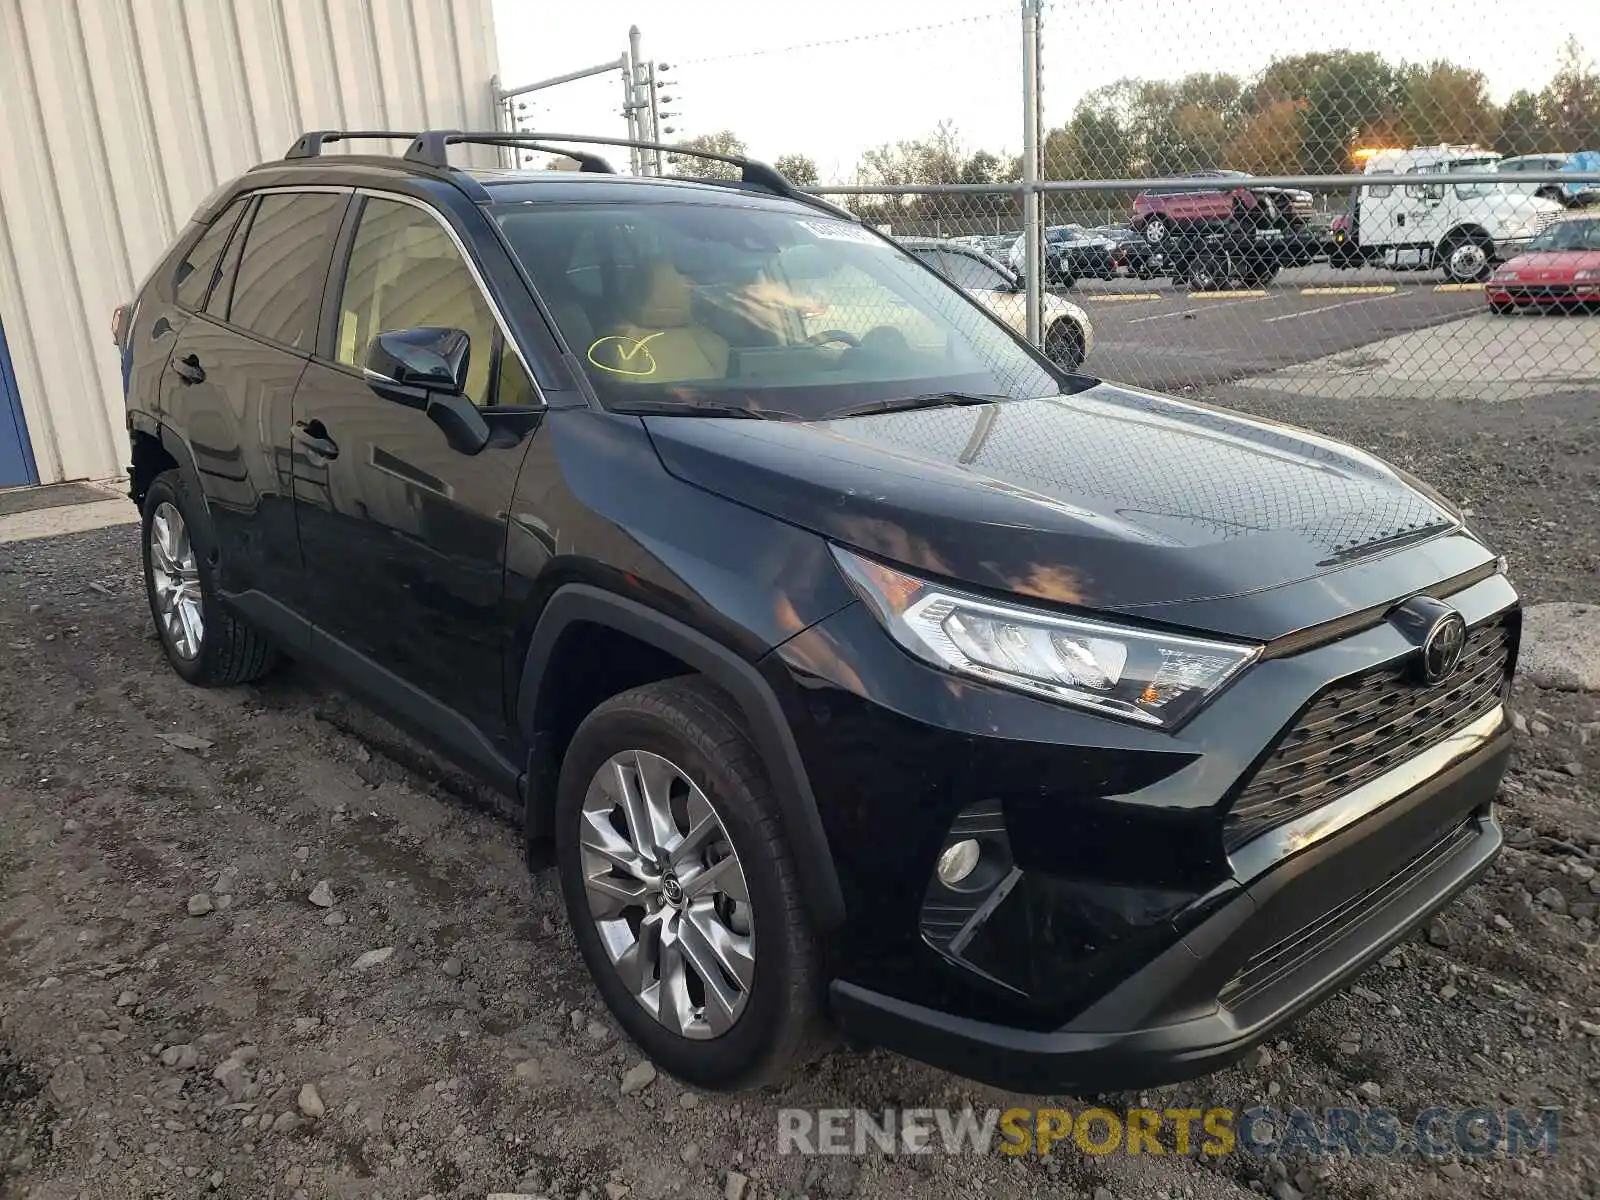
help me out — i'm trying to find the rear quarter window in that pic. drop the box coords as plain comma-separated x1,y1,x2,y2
174,198,249,310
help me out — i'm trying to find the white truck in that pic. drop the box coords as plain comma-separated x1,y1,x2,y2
1329,145,1565,282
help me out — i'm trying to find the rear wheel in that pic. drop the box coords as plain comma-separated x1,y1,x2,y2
1045,319,1086,371
140,470,278,687
554,678,826,1090
1141,216,1171,247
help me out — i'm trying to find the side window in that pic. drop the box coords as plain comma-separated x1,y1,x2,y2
174,198,248,310
1404,168,1444,201
334,196,499,406
205,199,255,321
227,192,346,349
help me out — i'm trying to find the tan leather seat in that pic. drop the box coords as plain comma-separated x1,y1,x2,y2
608,262,729,383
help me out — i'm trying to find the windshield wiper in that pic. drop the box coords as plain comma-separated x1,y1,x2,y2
607,399,769,419
824,392,1006,419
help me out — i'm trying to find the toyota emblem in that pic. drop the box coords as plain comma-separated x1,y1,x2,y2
1421,612,1467,684
1390,596,1469,686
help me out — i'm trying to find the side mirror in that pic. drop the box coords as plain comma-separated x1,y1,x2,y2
364,327,490,455
364,327,470,407
424,391,491,456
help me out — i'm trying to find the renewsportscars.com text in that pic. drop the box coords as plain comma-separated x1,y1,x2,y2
776,1106,1561,1158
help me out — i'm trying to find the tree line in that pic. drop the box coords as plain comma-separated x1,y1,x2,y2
667,39,1598,235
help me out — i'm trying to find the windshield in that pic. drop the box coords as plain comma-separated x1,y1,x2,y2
495,203,1059,418
1526,219,1600,251
1448,157,1502,199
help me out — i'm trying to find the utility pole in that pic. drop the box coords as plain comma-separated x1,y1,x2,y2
1020,0,1043,345
628,25,657,175
627,26,645,173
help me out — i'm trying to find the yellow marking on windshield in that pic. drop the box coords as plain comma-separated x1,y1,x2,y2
588,332,665,376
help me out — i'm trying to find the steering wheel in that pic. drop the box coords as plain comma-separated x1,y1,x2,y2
806,329,861,348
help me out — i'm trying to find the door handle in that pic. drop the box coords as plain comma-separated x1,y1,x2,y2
171,353,205,384
292,420,340,461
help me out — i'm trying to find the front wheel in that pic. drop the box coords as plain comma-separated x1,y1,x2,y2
1439,234,1493,283
554,678,827,1090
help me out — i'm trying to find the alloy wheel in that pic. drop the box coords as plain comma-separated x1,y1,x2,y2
149,501,204,660
579,750,755,1039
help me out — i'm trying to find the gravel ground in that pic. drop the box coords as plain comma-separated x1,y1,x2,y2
2,384,1598,1200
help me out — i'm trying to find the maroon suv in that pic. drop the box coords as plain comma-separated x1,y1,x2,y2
1131,171,1314,245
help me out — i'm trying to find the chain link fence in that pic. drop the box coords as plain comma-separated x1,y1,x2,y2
791,0,1600,404
521,2,1600,405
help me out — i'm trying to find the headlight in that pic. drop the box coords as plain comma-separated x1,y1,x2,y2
1576,269,1600,283
1490,268,1519,281
831,547,1260,729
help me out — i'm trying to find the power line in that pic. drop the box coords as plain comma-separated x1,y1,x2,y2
674,8,1014,67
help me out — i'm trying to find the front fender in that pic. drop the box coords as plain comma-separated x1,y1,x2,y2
516,583,847,931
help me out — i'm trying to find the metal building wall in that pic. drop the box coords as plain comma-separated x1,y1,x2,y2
0,0,501,485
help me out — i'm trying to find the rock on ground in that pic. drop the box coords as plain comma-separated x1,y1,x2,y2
1519,602,1600,691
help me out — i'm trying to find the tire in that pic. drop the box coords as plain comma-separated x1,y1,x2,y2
1438,233,1493,283
1241,262,1280,287
1045,320,1086,371
1142,216,1170,247
554,677,827,1090
1188,247,1233,291
140,469,278,687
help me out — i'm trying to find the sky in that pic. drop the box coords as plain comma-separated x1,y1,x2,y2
490,0,1599,182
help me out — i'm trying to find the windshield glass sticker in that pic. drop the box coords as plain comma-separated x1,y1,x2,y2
588,332,663,377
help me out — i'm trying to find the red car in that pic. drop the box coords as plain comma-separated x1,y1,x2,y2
1486,215,1600,312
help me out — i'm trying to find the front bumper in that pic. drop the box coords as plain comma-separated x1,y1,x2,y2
831,712,1508,1094
1486,282,1600,305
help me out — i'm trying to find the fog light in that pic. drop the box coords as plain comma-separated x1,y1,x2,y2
936,839,981,887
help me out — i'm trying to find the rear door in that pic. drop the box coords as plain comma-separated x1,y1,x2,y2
290,190,541,749
159,188,349,632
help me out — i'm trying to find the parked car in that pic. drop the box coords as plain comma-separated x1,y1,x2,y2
1007,224,1119,285
117,128,1519,1096
899,237,1092,369
1485,214,1600,311
1497,152,1600,208
979,232,1021,259
1091,225,1160,278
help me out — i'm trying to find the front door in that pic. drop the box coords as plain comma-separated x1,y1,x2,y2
291,192,540,747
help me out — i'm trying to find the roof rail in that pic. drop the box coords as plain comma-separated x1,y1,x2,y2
402,130,847,214
284,130,420,159
405,133,616,174
278,129,857,220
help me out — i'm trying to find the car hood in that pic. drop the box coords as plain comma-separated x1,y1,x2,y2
1487,193,1565,222
1502,250,1600,273
643,383,1459,617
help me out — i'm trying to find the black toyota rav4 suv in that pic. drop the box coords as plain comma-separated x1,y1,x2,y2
117,130,1518,1093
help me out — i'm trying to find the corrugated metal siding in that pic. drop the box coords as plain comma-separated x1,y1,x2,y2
0,0,501,484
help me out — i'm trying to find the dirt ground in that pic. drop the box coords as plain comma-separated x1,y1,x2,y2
1,384,1597,1200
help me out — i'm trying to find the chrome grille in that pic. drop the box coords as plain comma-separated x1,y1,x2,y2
1225,617,1512,851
